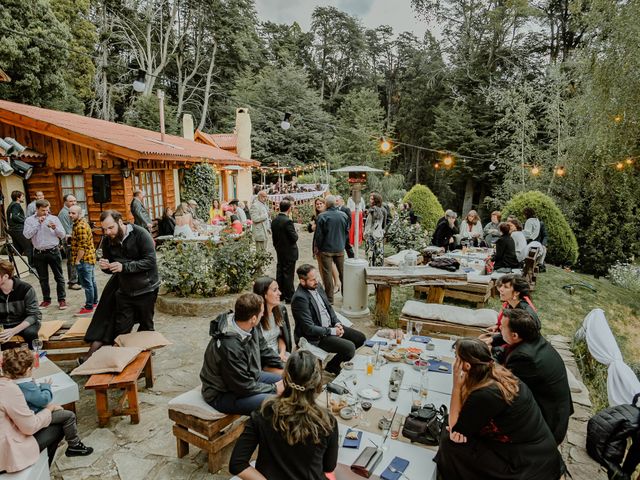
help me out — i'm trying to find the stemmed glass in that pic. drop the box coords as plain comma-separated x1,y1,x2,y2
360,400,372,427
414,322,423,338
95,248,103,260
32,339,43,368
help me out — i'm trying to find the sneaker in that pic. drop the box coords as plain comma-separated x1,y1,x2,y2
39,301,51,309
69,284,83,291
93,303,98,309
75,307,93,316
65,441,93,457
58,300,68,310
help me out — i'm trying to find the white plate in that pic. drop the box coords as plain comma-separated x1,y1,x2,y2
358,387,382,400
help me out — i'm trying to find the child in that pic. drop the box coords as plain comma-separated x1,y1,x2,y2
2,348,93,457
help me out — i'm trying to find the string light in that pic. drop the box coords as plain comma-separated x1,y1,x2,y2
614,114,623,124
625,158,634,165
442,156,454,167
554,166,566,177
434,162,440,170
379,137,392,153
615,161,625,171
531,166,540,176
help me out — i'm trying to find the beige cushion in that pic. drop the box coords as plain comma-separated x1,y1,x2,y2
402,300,497,327
168,385,227,421
466,274,492,285
61,317,92,339
114,331,172,350
38,321,65,341
70,346,142,376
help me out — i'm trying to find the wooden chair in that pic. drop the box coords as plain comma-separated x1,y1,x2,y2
522,246,540,290
85,351,153,427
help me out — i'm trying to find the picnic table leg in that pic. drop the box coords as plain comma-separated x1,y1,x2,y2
144,356,154,388
94,390,110,428
175,425,190,458
374,285,392,326
426,285,445,304
126,384,140,424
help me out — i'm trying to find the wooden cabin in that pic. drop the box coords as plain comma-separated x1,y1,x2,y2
0,100,258,231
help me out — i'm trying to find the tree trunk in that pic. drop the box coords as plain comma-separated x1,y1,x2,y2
198,40,218,131
462,177,475,214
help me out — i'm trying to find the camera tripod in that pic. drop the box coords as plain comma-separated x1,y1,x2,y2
0,202,39,279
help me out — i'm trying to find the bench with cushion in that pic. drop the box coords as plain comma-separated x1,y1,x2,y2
0,450,49,480
399,300,498,337
414,273,495,308
168,386,247,474
84,351,153,427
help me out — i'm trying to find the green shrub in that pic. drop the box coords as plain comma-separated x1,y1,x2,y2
502,190,579,266
608,262,640,292
403,184,444,232
385,210,431,253
158,233,271,297
181,164,218,217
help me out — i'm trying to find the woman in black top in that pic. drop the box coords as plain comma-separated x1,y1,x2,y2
157,207,176,236
436,339,564,480
492,222,520,271
229,350,338,480
432,210,458,251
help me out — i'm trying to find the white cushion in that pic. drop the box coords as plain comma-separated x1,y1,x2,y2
1,450,49,480
168,385,227,421
466,274,492,285
401,300,497,327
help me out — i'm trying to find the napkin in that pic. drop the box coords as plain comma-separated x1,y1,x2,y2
364,340,387,347
410,335,432,343
380,456,410,480
428,359,452,374
342,429,363,449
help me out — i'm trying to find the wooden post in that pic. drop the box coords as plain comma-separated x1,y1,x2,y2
374,285,392,326
426,285,446,304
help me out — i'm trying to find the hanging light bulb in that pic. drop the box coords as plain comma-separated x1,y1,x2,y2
555,166,566,177
531,166,540,176
615,161,624,170
132,69,146,93
280,112,291,130
489,161,497,171
379,137,392,153
443,156,454,167
434,162,440,170
625,158,634,165
613,114,623,124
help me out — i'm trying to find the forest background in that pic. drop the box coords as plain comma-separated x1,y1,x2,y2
1,0,639,275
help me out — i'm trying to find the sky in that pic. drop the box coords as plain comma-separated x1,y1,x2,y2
254,0,429,38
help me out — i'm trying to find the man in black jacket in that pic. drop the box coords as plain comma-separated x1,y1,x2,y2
6,190,32,263
314,196,348,304
291,264,365,375
271,200,298,304
98,210,160,336
0,260,41,345
499,308,573,444
432,209,458,251
201,293,284,415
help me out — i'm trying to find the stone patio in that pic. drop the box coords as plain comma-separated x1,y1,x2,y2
12,230,607,479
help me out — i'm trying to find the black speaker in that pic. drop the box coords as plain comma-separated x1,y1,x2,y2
92,174,111,203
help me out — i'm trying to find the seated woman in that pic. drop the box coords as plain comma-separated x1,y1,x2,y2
1,352,64,472
157,207,176,236
492,222,520,271
173,203,197,239
209,199,225,225
507,218,527,263
459,209,484,246
432,210,458,251
229,350,338,480
436,338,565,480
225,212,243,235
253,277,292,361
483,210,501,245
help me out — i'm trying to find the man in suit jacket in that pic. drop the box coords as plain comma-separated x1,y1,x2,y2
250,190,271,251
499,308,573,445
130,190,152,232
291,264,365,375
271,200,298,303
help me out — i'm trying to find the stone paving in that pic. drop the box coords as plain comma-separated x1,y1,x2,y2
12,230,607,479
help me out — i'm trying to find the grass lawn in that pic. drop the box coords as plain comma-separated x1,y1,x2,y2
373,264,640,410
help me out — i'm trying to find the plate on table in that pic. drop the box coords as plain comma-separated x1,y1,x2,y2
358,387,382,400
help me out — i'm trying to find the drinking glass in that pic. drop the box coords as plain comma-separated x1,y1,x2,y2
95,248,103,260
20,343,29,351
366,356,374,376
32,339,43,368
411,384,422,409
360,401,372,427
395,328,403,345
406,320,413,339
420,371,430,400
414,322,423,337
390,416,402,440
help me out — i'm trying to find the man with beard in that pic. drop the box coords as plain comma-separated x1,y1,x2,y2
291,264,365,375
98,210,159,336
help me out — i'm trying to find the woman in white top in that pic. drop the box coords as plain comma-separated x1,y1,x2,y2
459,210,484,246
253,277,292,361
508,218,528,263
173,202,197,239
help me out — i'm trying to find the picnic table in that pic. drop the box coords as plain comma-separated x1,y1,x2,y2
365,266,467,324
32,356,80,411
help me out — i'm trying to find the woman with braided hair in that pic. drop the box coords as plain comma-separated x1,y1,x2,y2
229,349,338,479
436,338,564,479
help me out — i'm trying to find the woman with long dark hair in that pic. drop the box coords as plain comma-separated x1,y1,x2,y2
364,192,386,266
253,277,292,361
436,338,564,480
157,207,176,236
229,350,339,479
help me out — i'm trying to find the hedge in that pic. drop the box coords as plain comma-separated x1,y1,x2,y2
502,190,579,266
403,184,444,232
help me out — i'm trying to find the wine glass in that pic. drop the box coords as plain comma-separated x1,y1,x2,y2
414,322,423,338
95,248,103,260
360,400,372,426
32,339,43,368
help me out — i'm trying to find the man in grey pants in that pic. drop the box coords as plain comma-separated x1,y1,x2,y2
58,194,81,290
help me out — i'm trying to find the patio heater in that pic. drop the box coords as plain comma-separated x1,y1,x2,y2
332,165,383,318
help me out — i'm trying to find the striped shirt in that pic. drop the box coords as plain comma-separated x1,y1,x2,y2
71,218,96,264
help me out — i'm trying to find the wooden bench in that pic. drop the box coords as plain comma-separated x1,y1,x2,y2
42,326,90,362
85,351,153,427
522,246,540,290
413,279,494,308
398,300,497,338
399,314,486,338
168,409,246,473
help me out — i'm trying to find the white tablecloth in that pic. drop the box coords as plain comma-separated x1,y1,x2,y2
33,357,79,406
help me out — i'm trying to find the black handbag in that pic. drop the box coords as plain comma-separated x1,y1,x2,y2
402,404,448,445
429,257,460,272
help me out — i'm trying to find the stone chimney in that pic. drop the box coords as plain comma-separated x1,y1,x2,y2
182,113,194,141
235,108,251,160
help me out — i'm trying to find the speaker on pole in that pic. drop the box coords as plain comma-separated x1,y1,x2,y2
92,174,111,203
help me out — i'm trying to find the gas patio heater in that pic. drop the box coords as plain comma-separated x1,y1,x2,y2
332,165,383,318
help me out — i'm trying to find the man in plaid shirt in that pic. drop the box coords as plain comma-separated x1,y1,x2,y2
69,206,98,316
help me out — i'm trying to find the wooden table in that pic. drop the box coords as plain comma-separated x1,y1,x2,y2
365,266,467,325
32,356,80,412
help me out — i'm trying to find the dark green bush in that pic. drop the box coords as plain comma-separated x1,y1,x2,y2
181,164,218,217
502,190,579,266
158,233,271,297
385,210,430,253
403,184,444,232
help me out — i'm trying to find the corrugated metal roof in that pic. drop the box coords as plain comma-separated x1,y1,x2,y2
0,100,258,165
